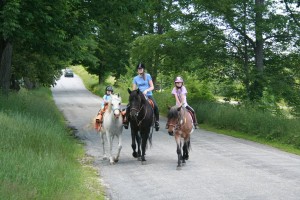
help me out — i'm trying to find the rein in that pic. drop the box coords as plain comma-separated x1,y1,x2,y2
130,94,148,126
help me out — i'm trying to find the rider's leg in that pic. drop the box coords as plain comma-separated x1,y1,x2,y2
186,105,198,129
148,96,159,130
123,104,130,129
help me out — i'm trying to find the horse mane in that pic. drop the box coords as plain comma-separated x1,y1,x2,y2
106,94,121,113
167,106,180,120
129,89,147,104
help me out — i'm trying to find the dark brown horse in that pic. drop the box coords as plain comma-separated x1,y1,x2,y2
128,88,154,164
167,105,194,170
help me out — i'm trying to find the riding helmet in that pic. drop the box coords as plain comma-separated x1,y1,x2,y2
136,63,145,70
106,85,113,92
174,76,184,83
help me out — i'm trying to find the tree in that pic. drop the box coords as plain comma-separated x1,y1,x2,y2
0,0,98,91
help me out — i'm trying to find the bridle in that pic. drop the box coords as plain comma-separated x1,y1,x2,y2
168,107,186,131
111,97,121,118
130,93,148,126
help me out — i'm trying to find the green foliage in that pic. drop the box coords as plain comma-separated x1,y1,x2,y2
0,0,21,40
194,101,300,149
0,88,103,199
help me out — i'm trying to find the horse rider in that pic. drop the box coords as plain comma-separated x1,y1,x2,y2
123,63,160,131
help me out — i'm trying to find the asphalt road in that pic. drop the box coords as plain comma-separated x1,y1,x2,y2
51,74,300,200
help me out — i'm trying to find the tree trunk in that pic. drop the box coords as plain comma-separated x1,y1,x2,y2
0,40,13,94
249,0,265,101
242,1,250,100
255,0,264,73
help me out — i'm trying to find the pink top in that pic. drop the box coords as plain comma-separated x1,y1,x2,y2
172,86,188,106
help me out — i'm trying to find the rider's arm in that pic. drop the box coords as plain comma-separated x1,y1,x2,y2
143,79,154,95
132,83,137,90
174,93,181,106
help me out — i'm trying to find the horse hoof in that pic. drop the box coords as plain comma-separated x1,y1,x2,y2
176,166,182,170
182,162,186,166
132,152,138,158
142,160,147,165
103,156,108,160
137,157,142,161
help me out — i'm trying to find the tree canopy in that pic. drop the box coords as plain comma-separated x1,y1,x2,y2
1,0,299,115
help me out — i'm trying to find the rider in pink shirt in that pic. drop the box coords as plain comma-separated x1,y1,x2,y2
166,76,198,130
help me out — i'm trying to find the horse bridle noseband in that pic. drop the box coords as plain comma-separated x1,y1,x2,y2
130,95,148,126
168,108,186,130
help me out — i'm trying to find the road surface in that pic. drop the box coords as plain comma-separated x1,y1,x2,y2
51,74,300,200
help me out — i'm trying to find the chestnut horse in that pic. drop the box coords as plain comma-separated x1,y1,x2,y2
128,88,154,164
167,105,194,170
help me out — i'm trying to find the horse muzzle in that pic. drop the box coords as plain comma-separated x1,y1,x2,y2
114,110,121,118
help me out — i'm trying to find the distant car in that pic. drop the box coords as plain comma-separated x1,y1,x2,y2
64,69,74,77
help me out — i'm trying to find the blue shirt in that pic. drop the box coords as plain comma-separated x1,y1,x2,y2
101,94,111,108
133,73,153,96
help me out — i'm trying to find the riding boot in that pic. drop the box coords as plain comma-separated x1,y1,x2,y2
193,113,199,129
123,116,129,129
122,107,129,129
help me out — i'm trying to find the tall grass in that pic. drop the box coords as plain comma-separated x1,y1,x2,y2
194,101,300,149
0,88,104,199
70,65,130,104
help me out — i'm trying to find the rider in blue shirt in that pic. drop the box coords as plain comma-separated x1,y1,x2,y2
123,63,160,131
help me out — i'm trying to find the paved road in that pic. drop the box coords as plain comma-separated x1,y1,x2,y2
51,74,300,200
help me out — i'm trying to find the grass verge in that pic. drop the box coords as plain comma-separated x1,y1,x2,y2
0,88,104,199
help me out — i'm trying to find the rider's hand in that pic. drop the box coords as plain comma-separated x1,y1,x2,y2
143,90,148,95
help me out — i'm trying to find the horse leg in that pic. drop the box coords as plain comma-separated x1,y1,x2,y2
175,136,182,170
101,132,108,160
131,131,138,158
141,132,147,164
182,142,187,166
114,134,122,163
106,132,115,165
136,133,142,160
183,140,190,161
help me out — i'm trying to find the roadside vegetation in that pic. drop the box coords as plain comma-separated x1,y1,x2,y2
0,88,104,199
72,65,300,155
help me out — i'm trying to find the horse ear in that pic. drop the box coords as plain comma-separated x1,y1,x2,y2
167,105,171,110
117,93,120,97
128,88,131,94
177,106,182,111
137,88,140,93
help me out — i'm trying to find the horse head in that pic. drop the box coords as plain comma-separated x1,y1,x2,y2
110,94,122,118
128,88,146,118
167,105,183,135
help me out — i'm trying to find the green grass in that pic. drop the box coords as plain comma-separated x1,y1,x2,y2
70,65,130,104
201,124,300,156
0,88,104,199
194,101,300,155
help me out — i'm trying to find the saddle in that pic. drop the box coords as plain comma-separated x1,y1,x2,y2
187,109,194,123
148,99,154,109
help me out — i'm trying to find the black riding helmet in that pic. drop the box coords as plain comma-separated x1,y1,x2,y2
136,63,145,70
105,85,113,93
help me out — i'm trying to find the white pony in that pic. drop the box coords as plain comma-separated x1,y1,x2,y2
99,94,123,164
